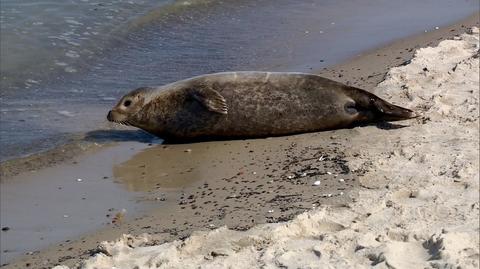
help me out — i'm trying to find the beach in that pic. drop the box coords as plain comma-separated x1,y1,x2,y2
56,24,480,269
0,3,479,269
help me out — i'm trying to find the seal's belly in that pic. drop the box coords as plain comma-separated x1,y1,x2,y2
225,89,350,136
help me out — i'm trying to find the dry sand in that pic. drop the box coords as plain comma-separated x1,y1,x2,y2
56,26,480,269
1,14,478,269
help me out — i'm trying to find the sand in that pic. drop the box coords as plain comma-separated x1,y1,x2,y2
1,14,478,269
48,26,480,269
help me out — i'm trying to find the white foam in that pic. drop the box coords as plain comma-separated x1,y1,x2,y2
57,110,75,117
65,50,80,58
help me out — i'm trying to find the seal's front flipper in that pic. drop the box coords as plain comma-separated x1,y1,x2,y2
190,88,228,114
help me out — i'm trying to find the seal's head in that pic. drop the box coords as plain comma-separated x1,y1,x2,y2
107,87,153,126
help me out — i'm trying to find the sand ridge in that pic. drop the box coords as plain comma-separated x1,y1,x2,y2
53,28,479,269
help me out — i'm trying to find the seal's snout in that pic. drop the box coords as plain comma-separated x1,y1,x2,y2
107,108,131,125
107,110,113,121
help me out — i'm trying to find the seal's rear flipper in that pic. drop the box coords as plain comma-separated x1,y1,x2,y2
372,98,418,121
348,87,418,122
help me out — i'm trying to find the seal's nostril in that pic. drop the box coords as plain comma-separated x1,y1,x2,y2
107,111,112,121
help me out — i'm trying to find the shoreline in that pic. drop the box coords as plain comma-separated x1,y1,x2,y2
1,13,478,180
1,13,479,269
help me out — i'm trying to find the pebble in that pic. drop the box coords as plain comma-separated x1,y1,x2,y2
338,178,345,182
327,172,332,175
313,180,321,186
184,149,192,153
268,209,274,213
112,210,126,224
76,178,83,182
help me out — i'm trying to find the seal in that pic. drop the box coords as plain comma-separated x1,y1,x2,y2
107,71,416,141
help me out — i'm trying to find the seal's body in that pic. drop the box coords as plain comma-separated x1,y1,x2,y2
107,72,416,140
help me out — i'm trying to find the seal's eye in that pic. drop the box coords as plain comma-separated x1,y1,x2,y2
124,100,132,107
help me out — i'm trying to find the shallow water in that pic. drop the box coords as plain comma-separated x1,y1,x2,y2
0,142,156,263
0,0,478,161
0,0,164,91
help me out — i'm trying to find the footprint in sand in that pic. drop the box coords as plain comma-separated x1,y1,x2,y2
381,239,442,268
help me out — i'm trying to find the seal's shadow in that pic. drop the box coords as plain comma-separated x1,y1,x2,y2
85,122,408,144
354,121,409,130
85,129,159,143
374,121,410,130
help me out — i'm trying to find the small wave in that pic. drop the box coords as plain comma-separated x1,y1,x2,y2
57,110,75,117
65,19,83,26
64,66,77,73
65,50,80,58
0,0,175,94
125,0,220,30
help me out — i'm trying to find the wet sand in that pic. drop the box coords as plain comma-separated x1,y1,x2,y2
1,13,478,269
